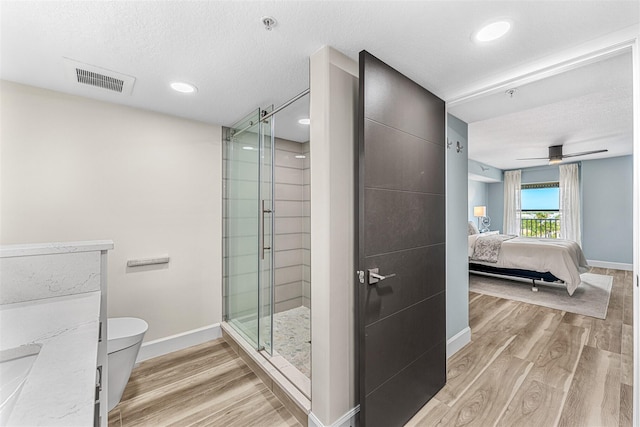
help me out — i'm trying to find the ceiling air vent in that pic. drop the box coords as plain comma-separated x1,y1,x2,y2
76,68,124,92
63,57,136,95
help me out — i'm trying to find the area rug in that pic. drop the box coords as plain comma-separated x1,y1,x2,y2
469,272,613,319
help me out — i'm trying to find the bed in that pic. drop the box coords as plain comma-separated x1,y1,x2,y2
467,222,589,296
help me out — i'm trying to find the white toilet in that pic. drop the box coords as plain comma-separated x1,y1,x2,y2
107,317,148,412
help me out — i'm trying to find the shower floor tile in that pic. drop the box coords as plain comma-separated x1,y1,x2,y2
273,306,310,378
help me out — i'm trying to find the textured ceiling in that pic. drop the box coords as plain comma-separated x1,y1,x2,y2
1,0,638,135
455,51,634,170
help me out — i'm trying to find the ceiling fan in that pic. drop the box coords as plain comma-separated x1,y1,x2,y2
518,145,608,165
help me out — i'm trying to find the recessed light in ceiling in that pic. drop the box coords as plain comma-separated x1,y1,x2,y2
298,118,310,125
170,82,197,93
242,146,254,150
475,20,511,42
295,155,306,159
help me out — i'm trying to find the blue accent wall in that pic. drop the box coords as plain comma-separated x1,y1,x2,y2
521,166,559,183
581,155,633,264
468,180,488,223
488,181,504,233
485,157,632,264
447,114,469,341
468,159,502,182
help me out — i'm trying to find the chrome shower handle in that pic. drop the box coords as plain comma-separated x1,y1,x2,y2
260,199,272,260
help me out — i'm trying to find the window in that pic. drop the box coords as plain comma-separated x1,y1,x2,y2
520,182,560,238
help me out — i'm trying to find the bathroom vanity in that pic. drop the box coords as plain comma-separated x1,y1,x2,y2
0,241,113,426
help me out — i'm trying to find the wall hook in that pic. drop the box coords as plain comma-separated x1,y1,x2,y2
456,141,464,153
447,140,453,149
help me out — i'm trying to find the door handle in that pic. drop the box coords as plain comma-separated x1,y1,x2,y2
368,268,396,285
260,199,272,260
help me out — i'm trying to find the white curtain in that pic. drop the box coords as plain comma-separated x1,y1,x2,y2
503,170,521,235
559,163,581,246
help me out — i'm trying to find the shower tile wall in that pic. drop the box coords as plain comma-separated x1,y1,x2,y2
274,138,308,313
302,142,310,308
223,131,260,322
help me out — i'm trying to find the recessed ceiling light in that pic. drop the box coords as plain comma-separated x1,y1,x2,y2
298,118,310,125
295,155,306,159
242,146,254,150
170,82,197,93
475,20,511,42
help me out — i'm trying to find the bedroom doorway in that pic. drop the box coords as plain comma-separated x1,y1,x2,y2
447,35,639,425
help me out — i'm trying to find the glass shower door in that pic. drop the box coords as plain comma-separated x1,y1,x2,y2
259,107,274,355
223,108,273,354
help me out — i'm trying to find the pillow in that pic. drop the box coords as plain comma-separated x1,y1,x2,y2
468,234,479,257
468,221,479,235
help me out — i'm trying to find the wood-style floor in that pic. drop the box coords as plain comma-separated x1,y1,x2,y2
408,267,634,427
108,339,301,426
109,267,632,427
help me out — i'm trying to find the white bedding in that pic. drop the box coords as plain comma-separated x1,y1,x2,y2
468,234,589,295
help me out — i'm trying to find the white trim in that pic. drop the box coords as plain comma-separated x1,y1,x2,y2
136,323,221,362
446,24,639,104
586,260,633,271
630,33,640,427
308,406,360,427
447,326,471,358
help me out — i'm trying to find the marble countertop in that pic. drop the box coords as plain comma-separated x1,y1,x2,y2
0,240,113,258
0,291,101,426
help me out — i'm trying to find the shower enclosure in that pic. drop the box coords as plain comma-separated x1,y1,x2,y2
223,91,311,386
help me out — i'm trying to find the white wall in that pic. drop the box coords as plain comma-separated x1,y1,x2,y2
310,46,358,426
0,81,222,342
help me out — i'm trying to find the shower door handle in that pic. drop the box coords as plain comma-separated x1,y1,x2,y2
260,199,272,260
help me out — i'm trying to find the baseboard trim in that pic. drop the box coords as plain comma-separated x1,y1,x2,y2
587,260,633,271
447,326,471,358
308,405,360,427
137,323,222,362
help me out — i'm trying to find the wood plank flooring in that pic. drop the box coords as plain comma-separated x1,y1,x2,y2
407,267,634,427
108,338,301,427
109,267,632,427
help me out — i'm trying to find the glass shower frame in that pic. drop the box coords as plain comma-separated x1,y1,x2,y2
223,107,275,354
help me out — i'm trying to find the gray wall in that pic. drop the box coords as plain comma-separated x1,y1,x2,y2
468,180,488,223
446,114,469,341
581,155,633,264
302,141,311,308
274,137,307,312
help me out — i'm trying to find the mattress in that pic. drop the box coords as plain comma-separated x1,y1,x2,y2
468,234,589,295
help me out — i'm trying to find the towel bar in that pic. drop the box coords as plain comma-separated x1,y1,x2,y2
126,256,170,267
